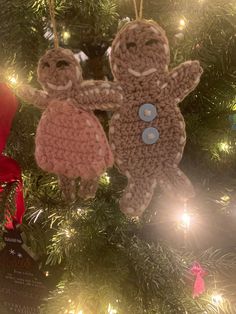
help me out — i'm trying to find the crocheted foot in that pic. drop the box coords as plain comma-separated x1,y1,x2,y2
157,167,195,200
58,176,76,201
119,175,157,217
78,178,98,200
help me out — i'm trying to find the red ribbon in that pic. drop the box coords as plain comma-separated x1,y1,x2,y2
0,83,25,229
191,262,207,298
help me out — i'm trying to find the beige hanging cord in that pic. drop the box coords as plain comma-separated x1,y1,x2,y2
139,0,143,19
132,0,144,20
132,0,139,19
48,0,59,48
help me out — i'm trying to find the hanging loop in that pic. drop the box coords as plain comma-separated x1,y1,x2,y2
132,0,144,20
48,0,59,48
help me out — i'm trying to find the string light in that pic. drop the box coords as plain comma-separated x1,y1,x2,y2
64,228,75,238
108,303,117,314
178,203,191,231
8,74,18,86
77,208,82,214
101,172,110,185
45,271,49,277
63,30,71,43
179,18,186,30
220,195,230,202
179,210,191,231
180,212,191,230
211,293,223,306
218,142,230,153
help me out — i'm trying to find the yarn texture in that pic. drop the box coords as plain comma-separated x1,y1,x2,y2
17,48,123,199
109,20,203,216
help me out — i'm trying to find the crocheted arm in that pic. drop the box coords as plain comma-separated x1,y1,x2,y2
76,81,123,111
16,84,49,110
163,61,203,103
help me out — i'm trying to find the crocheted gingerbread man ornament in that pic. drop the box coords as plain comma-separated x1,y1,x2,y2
109,20,203,217
17,48,122,199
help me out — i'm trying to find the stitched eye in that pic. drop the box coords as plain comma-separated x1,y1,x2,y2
56,60,70,68
145,39,158,46
126,42,137,50
42,62,50,68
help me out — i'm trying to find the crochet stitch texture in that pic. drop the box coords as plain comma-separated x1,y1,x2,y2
17,48,123,199
109,20,203,217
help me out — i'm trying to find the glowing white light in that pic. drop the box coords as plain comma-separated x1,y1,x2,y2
219,142,230,152
77,208,82,214
63,31,71,41
45,271,49,277
108,303,117,314
180,212,191,230
77,311,83,314
178,18,187,30
101,172,110,185
8,75,18,85
220,195,230,202
211,294,223,306
179,19,186,26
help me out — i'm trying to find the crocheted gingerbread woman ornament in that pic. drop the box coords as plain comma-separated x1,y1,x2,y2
109,20,203,217
17,48,122,199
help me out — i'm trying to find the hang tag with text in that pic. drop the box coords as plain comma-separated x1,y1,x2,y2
0,228,48,314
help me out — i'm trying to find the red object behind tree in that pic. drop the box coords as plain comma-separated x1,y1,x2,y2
0,83,25,229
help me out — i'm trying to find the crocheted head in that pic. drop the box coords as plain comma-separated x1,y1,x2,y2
37,47,82,97
109,20,203,216
17,47,122,200
110,20,170,85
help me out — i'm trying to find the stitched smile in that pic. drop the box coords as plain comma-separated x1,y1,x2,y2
47,80,72,91
128,68,157,77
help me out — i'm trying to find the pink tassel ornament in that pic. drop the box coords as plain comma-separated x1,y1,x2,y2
191,262,207,298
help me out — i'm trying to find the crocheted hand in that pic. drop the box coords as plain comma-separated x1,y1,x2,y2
17,85,49,110
109,20,203,216
17,47,122,200
161,61,202,102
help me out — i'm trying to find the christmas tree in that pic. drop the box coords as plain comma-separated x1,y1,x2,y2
0,0,236,313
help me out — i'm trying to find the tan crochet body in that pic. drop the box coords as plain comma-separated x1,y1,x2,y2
109,20,203,216
17,48,122,199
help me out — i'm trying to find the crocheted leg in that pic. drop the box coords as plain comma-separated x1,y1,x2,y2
119,175,157,217
157,166,195,200
78,177,99,200
58,176,76,201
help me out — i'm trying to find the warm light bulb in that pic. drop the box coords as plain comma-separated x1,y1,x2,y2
77,208,82,214
45,271,49,277
108,303,117,314
105,173,110,184
219,142,230,152
77,311,83,314
8,75,18,85
181,212,191,229
220,195,230,202
64,228,75,238
63,31,71,43
211,294,223,306
178,18,187,31
101,172,110,185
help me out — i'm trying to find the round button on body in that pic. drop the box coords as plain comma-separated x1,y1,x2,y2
139,103,157,122
142,127,160,145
